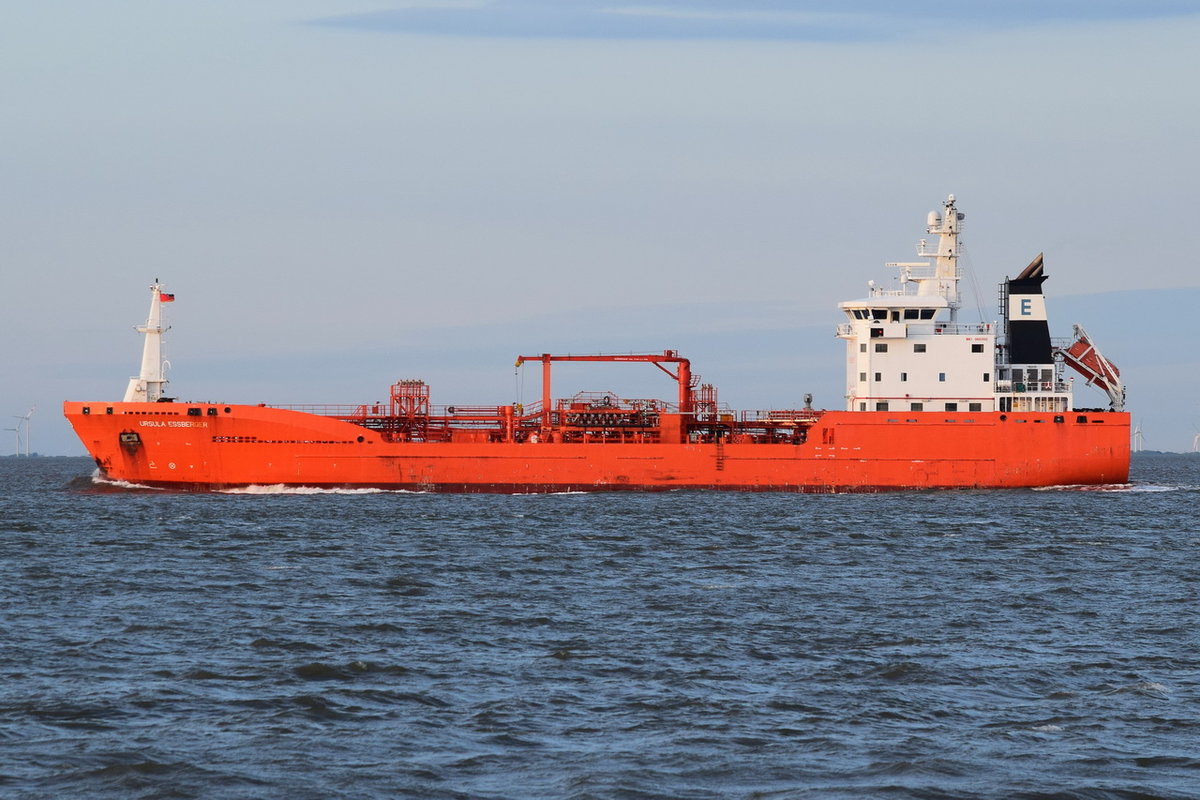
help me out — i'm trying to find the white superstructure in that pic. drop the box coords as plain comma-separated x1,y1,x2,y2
836,195,1073,414
123,281,172,403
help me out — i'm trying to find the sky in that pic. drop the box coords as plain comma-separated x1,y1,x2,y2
3,0,1200,455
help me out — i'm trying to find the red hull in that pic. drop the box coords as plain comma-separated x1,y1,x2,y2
64,402,1130,492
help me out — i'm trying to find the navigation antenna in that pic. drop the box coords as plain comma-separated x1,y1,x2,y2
889,195,965,320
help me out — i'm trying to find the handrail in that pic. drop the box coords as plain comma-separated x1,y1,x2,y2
836,322,994,336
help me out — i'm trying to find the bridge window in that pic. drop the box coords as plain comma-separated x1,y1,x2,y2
904,309,920,320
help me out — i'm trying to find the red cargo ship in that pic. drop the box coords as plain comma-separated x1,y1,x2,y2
64,196,1130,491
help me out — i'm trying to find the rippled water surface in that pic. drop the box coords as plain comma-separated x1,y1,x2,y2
2,455,1198,799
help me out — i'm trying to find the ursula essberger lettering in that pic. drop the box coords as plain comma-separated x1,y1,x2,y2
139,420,208,428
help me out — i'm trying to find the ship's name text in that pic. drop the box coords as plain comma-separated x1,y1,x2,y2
140,420,209,428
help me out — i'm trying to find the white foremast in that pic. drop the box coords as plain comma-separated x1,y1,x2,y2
123,281,171,403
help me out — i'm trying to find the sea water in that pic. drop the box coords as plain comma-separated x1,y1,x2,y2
1,455,1197,799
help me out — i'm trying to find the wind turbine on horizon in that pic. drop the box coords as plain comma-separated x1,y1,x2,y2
1132,422,1144,453
11,407,35,456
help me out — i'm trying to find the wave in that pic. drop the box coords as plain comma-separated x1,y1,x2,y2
217,484,426,495
1033,483,1176,493
1104,680,1171,699
87,469,164,492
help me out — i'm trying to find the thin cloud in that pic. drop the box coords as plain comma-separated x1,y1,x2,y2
312,0,1200,41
